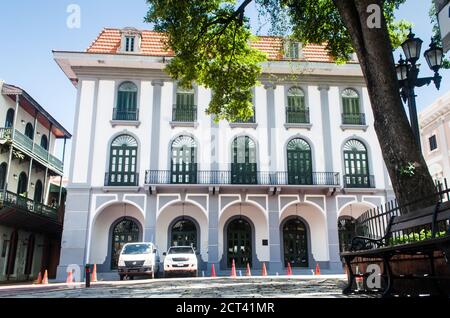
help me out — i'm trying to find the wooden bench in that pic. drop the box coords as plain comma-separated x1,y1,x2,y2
340,200,450,297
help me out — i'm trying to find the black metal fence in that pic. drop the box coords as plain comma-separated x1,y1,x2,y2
286,107,310,124
104,172,139,187
344,174,375,188
342,113,366,125
352,179,450,244
172,105,197,122
145,170,340,186
113,108,139,121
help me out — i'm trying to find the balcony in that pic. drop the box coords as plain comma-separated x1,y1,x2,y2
0,128,64,173
343,174,375,188
104,172,139,187
0,190,61,234
342,113,366,125
113,108,139,121
172,105,197,123
145,170,340,186
286,107,310,124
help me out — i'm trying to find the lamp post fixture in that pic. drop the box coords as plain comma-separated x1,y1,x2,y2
395,29,444,152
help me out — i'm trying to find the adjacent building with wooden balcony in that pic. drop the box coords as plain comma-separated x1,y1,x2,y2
53,28,394,279
0,81,71,282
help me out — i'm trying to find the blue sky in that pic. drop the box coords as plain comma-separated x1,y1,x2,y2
0,0,447,170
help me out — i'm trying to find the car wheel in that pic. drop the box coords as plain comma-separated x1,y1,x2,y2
119,275,124,281
193,271,198,278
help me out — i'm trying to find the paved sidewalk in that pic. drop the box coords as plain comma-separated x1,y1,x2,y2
0,275,374,298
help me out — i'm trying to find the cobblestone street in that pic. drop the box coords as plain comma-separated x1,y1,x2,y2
0,276,375,298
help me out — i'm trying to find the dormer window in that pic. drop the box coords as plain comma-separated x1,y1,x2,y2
125,36,135,52
284,41,302,59
120,27,141,53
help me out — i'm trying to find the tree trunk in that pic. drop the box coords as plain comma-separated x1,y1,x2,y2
333,0,437,211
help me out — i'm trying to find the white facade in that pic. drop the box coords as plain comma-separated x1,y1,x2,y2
54,29,394,278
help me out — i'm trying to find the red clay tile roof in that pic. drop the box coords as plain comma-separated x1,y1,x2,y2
87,28,334,63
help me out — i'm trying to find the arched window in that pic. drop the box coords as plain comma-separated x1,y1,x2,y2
171,219,197,249
0,162,7,190
283,218,308,268
227,218,252,268
17,172,28,198
286,87,309,124
171,136,197,184
110,218,140,269
115,82,138,121
25,123,34,140
5,109,14,128
107,135,138,186
40,135,48,150
287,138,313,185
342,88,365,125
231,136,257,184
174,87,197,122
34,180,43,203
343,139,372,188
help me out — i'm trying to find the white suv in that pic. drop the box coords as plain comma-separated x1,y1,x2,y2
117,242,160,280
163,246,198,278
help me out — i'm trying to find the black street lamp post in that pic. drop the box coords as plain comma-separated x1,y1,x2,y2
396,30,444,152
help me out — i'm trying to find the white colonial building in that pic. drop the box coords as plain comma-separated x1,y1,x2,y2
53,28,394,278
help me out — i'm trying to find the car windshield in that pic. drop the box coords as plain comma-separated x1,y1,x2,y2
168,247,195,255
122,244,152,255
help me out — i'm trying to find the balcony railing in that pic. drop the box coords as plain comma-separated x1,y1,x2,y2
0,128,64,172
343,174,375,188
342,113,366,125
145,170,341,186
0,190,58,221
286,107,310,124
113,108,139,121
172,105,197,122
104,172,139,187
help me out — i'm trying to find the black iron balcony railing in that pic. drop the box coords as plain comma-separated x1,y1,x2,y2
113,108,139,121
286,107,310,124
172,104,198,122
104,172,139,187
145,170,341,186
342,113,366,125
0,190,58,221
0,128,63,172
343,174,375,188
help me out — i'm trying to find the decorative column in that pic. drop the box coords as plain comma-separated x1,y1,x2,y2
318,85,334,172
264,83,277,172
5,94,20,193
149,80,164,170
268,195,282,274
326,196,343,272
207,194,219,272
144,195,157,243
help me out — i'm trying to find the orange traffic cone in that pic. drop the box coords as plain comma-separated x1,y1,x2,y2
246,263,252,277
230,259,237,278
315,263,321,276
91,264,98,283
261,263,268,277
42,270,49,285
211,264,217,277
35,272,42,284
66,270,73,284
287,263,293,276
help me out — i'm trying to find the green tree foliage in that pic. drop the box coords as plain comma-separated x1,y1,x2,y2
145,0,411,121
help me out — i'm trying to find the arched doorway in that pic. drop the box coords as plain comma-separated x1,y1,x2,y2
231,136,257,184
40,135,48,150
17,172,28,196
170,218,197,249
34,180,43,203
343,139,371,187
287,138,313,185
110,218,140,270
25,123,34,140
283,218,309,268
338,216,357,253
0,162,7,190
226,218,252,268
108,135,138,186
5,230,18,277
5,109,14,128
171,136,197,184
24,234,35,276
